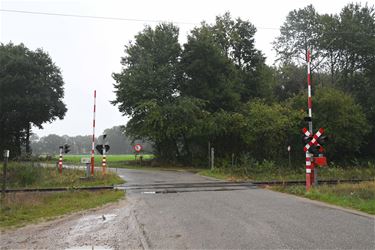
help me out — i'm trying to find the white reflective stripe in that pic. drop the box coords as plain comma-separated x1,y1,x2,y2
306,161,311,166
308,109,312,117
315,131,321,137
306,169,311,173
304,130,311,137
308,85,311,97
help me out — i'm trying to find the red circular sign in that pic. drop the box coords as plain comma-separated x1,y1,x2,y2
134,144,142,152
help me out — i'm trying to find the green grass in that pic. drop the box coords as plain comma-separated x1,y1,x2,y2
199,166,375,182
0,190,124,229
1,162,125,189
54,154,154,164
270,182,375,214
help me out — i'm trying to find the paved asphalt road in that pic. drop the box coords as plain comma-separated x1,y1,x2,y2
1,168,374,249
117,168,375,249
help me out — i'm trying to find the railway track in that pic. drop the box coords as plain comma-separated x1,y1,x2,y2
3,179,372,193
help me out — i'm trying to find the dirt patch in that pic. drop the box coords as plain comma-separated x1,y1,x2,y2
0,197,145,249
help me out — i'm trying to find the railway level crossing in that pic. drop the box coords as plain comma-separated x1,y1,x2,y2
302,49,328,191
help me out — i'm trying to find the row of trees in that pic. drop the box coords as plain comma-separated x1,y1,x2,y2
31,126,153,155
0,43,67,159
112,3,374,165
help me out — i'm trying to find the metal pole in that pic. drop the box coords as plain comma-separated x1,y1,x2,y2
102,145,106,176
208,141,211,169
2,150,10,201
306,49,315,190
307,50,313,134
211,147,214,171
59,146,63,175
91,90,96,176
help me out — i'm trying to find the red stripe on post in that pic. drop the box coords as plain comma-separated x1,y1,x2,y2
307,50,310,62
308,97,312,108
307,74,311,85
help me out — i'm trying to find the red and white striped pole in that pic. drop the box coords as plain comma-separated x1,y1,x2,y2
307,50,313,133
91,90,96,176
58,146,63,175
306,49,314,190
102,146,106,175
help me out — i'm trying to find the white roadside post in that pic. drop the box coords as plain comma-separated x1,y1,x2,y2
2,150,10,200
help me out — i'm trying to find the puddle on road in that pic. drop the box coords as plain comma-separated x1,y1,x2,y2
70,214,118,234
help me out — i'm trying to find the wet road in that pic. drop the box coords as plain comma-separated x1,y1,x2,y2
117,168,375,249
1,168,374,249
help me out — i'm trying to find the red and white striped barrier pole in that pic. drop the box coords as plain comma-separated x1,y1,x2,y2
91,90,96,176
102,146,106,175
306,49,314,190
58,147,63,175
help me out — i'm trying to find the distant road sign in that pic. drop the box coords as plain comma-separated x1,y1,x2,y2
134,144,142,152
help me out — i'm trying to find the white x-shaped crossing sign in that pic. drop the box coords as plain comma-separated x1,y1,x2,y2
302,127,324,152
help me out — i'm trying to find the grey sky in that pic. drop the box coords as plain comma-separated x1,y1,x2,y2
1,0,372,138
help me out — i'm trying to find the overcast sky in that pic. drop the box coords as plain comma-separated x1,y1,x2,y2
1,0,373,138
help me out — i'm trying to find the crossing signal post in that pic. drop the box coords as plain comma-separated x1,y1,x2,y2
302,49,328,191
58,144,71,175
58,146,63,175
64,144,70,154
95,135,110,176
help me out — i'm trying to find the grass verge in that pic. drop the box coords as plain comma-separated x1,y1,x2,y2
0,190,124,229
1,162,125,189
270,181,375,214
53,154,154,164
199,166,375,182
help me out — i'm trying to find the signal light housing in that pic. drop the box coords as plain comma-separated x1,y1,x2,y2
64,144,70,154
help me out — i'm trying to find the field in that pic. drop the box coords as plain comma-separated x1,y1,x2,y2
1,162,125,189
53,154,154,164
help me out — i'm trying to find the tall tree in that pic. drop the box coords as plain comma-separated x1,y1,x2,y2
180,24,240,112
273,5,323,70
112,23,184,161
0,43,67,158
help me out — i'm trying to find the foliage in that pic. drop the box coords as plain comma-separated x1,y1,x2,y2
112,7,375,166
113,14,270,165
273,5,322,69
31,128,153,155
0,43,66,158
289,87,370,161
240,100,303,160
